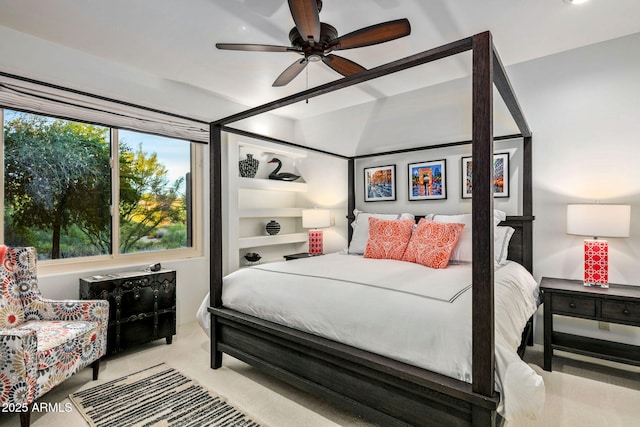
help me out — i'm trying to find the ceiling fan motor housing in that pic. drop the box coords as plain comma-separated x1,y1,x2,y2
289,22,338,57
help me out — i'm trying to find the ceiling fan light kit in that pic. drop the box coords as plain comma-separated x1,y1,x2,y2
216,0,411,87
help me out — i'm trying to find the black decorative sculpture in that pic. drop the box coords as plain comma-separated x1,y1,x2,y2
268,158,300,181
265,220,281,235
244,252,261,263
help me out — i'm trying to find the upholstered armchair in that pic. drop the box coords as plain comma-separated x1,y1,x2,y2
0,246,109,427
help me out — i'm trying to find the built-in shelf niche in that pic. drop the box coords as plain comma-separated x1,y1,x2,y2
227,135,309,273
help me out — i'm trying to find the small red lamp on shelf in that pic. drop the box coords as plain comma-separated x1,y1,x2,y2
566,204,631,288
302,209,331,255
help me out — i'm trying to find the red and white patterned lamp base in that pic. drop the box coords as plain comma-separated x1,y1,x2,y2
308,230,324,255
584,239,608,288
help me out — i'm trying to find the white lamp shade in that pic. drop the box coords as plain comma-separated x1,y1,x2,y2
566,204,631,238
302,209,330,228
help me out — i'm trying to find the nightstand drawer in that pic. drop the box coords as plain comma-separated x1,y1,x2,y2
601,300,640,324
551,295,595,317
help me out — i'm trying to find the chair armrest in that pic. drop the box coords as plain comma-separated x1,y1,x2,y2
0,329,38,406
36,298,109,324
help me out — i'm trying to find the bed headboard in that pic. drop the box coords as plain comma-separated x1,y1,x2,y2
499,216,534,273
413,215,534,273
411,215,533,273
348,214,534,274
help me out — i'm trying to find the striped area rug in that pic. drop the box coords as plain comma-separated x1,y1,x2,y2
69,363,263,427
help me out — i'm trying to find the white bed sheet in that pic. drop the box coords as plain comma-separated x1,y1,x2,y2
197,253,544,422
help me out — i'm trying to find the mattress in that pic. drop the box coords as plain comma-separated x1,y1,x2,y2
197,253,544,422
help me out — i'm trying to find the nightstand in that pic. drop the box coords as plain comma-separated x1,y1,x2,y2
540,277,640,371
283,252,322,261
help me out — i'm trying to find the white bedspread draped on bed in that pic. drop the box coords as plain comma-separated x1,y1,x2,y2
197,253,544,422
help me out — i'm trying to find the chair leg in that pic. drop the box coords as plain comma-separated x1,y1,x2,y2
92,359,100,381
19,403,32,427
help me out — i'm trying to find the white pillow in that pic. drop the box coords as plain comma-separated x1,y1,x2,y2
349,210,414,228
348,210,399,254
398,213,416,221
432,210,506,262
495,226,515,265
431,213,473,262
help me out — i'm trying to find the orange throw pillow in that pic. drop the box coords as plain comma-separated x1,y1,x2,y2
364,218,415,260
402,219,465,269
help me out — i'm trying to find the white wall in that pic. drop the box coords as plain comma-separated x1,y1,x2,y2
294,74,519,158
509,33,640,286
295,152,350,253
353,138,523,217
510,33,640,345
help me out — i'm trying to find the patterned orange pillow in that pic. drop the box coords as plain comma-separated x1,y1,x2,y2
363,218,415,260
402,219,465,269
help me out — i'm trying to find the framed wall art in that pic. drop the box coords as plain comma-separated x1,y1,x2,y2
364,164,396,202
461,152,509,198
408,159,446,201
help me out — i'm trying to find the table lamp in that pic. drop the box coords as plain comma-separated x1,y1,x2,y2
566,204,631,287
302,209,331,255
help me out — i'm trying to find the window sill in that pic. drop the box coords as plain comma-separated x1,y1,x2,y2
37,247,203,277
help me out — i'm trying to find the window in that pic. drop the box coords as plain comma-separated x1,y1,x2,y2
2,109,198,265
118,130,191,254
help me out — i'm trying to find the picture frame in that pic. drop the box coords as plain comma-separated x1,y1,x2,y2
461,152,510,198
364,165,396,202
408,159,447,201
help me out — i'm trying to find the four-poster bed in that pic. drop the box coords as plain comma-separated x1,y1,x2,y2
208,32,536,426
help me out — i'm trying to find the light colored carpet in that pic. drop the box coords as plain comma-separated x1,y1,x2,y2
510,362,639,427
513,347,640,427
0,322,637,427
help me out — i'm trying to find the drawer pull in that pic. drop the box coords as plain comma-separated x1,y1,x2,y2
569,302,576,309
623,308,630,315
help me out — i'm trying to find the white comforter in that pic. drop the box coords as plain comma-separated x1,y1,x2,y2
197,253,544,422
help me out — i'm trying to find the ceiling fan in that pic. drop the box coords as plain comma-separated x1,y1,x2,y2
216,0,411,87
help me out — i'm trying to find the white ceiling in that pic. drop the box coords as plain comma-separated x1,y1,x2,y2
1,0,639,121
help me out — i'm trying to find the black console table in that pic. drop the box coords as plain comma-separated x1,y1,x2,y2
80,269,176,354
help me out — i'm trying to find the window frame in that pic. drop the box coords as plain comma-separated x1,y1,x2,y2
0,108,204,275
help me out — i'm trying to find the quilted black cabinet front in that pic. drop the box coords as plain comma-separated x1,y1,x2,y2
80,269,176,354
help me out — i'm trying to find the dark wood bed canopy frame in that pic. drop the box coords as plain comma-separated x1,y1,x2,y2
208,31,533,426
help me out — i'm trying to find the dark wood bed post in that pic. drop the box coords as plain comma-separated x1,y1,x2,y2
492,35,534,272
471,32,496,409
210,123,223,369
470,31,534,406
522,135,534,272
347,159,355,243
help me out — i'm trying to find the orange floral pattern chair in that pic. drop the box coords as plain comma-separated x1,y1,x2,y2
0,246,108,427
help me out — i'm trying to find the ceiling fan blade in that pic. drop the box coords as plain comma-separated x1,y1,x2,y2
288,0,320,42
216,43,300,53
322,54,366,77
273,58,308,87
328,18,411,51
